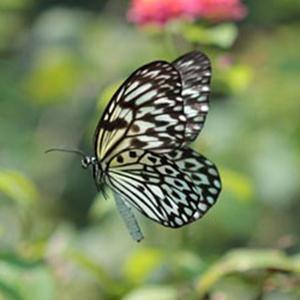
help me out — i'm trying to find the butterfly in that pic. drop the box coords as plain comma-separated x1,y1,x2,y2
47,51,221,241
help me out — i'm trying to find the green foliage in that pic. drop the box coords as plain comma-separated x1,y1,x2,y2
196,249,300,298
123,248,164,284
221,168,253,202
0,253,55,300
0,0,30,10
182,23,238,49
0,170,39,206
23,51,85,105
123,286,177,300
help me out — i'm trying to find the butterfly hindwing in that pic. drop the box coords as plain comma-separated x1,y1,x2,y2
106,149,199,227
106,148,220,227
94,61,187,162
173,51,211,143
165,148,221,221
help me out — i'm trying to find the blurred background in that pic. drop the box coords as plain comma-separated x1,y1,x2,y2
0,0,299,299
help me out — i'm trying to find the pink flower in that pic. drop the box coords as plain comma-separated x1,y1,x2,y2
190,0,248,22
127,0,183,26
178,0,202,19
127,0,247,26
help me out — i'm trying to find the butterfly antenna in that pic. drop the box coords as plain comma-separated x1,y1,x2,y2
45,148,86,158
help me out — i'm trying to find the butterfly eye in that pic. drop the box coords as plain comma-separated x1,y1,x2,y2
81,157,91,169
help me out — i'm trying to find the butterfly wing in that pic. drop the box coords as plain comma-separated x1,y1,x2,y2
94,61,187,162
173,51,211,143
105,148,221,227
165,148,221,221
93,52,220,228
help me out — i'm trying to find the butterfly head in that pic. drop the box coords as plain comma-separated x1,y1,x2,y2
81,156,97,169
45,147,98,170
81,156,104,193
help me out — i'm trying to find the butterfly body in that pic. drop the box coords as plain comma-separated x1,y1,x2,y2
80,51,221,233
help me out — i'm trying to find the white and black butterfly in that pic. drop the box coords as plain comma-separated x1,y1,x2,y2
48,51,221,241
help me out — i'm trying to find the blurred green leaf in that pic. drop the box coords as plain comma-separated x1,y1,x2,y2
213,63,253,95
0,0,31,10
0,12,23,50
0,280,23,300
123,248,164,284
0,169,39,206
173,251,203,278
196,249,300,297
220,168,254,202
0,261,55,300
247,0,300,24
0,252,41,269
123,286,177,300
226,64,253,93
67,250,125,295
23,50,84,104
183,23,238,48
206,275,261,300
88,192,115,221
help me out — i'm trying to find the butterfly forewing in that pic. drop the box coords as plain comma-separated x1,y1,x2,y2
173,51,211,143
94,61,187,162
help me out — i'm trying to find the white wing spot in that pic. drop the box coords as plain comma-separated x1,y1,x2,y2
179,115,186,122
201,104,209,112
184,207,193,216
198,203,208,211
207,197,215,205
209,188,219,195
193,211,202,219
125,81,139,93
135,90,158,105
201,86,210,92
125,83,152,102
190,193,198,201
175,217,183,226
181,214,188,222
208,168,218,176
214,179,221,189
